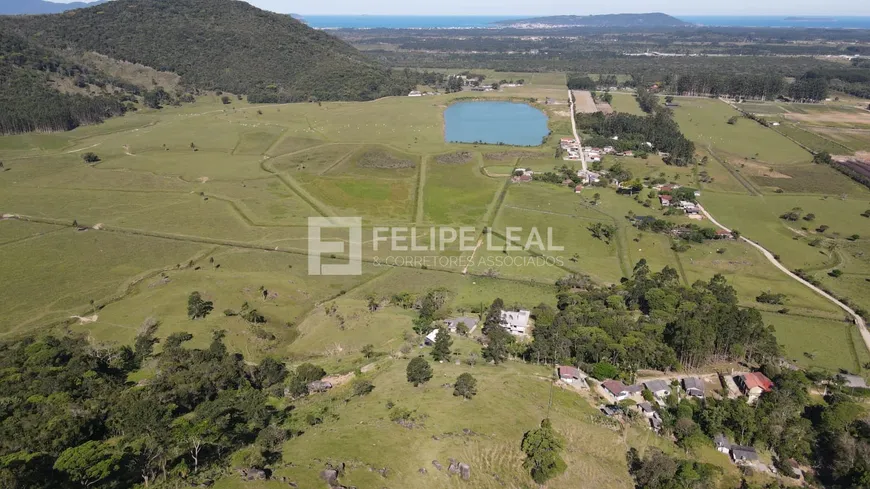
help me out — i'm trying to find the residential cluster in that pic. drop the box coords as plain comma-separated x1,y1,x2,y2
423,309,531,346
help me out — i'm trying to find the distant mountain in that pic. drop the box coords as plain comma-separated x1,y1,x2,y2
0,0,409,100
0,0,108,16
0,0,412,134
495,13,691,28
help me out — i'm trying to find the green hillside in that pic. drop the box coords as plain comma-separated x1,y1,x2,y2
0,0,410,101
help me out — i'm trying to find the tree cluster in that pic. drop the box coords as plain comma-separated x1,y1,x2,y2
576,110,695,165
0,328,290,488
527,261,779,373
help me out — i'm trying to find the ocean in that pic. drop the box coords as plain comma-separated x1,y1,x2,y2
298,15,870,30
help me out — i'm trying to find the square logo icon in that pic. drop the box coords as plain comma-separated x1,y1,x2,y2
308,217,362,276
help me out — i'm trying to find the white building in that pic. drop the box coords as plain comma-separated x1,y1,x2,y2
424,329,439,345
408,90,422,97
500,309,530,336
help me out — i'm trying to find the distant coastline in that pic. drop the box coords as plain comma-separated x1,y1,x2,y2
298,14,870,30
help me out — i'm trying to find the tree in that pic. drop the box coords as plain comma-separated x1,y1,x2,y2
727,116,739,125
813,151,833,165
352,378,374,396
81,152,100,163
221,95,231,104
361,343,375,358
453,373,477,399
253,357,287,389
482,326,511,364
406,356,432,386
53,440,121,487
431,328,452,361
521,419,567,484
187,291,213,319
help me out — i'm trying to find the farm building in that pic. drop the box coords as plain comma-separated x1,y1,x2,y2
424,329,440,346
837,373,868,389
682,377,705,399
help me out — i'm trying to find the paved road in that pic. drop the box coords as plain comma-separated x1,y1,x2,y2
568,90,588,172
699,204,870,354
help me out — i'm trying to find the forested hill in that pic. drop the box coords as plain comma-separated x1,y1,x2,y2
0,0,411,102
0,0,108,16
495,13,690,28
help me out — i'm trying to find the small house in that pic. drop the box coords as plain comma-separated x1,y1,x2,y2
736,372,774,402
643,379,671,399
444,317,478,334
659,195,672,206
602,380,632,401
682,377,705,399
649,414,662,432
558,366,587,386
714,434,731,454
714,230,733,240
623,150,634,157
424,329,440,346
575,185,584,194
408,90,422,97
837,373,868,389
730,445,759,464
638,402,656,418
600,405,621,417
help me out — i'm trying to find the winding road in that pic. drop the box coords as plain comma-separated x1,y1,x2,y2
698,205,870,353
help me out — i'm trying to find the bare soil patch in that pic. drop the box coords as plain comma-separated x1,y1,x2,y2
357,150,416,169
434,151,474,164
595,102,614,114
483,151,540,161
735,159,792,179
784,111,870,126
573,90,598,114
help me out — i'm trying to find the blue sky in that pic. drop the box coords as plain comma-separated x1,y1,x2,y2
53,0,870,16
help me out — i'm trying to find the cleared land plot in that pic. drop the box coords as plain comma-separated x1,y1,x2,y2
274,358,723,489
673,97,811,166
782,106,870,129
750,162,867,195
81,250,383,362
764,312,869,373
573,90,598,113
811,127,870,152
609,92,645,116
423,158,502,225
0,228,207,335
701,192,870,272
771,122,852,154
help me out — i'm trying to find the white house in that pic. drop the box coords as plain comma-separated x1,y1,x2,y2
408,90,422,97
424,329,439,346
500,309,531,336
643,379,672,399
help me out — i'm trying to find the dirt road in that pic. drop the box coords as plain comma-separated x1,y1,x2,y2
699,205,870,353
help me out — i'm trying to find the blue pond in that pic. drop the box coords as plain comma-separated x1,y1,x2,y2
444,101,549,147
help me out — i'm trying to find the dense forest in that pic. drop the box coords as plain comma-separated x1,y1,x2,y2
526,262,778,372
0,325,306,488
0,32,129,134
576,107,696,165
0,0,413,104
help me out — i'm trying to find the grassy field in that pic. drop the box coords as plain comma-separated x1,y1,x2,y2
673,97,812,166
763,312,870,373
609,92,645,115
2,83,868,488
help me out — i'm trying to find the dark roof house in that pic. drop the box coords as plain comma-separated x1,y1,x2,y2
730,445,759,463
682,377,705,398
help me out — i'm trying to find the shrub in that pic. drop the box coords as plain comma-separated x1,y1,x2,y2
81,152,100,163
453,373,478,399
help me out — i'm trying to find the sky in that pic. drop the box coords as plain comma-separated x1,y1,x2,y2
48,0,870,16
